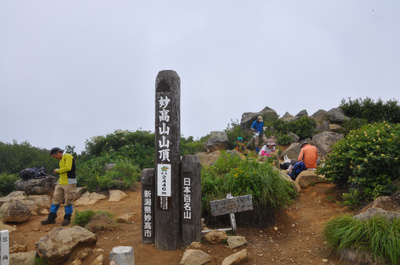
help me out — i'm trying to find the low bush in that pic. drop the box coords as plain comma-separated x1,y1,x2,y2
0,140,58,175
340,97,400,124
201,151,296,225
323,215,400,265
0,173,19,197
316,122,400,209
277,134,292,145
73,210,114,227
77,158,139,192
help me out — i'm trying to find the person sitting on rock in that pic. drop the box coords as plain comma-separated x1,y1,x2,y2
298,140,319,170
235,137,249,156
259,139,276,156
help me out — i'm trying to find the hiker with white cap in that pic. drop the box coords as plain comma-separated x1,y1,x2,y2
250,115,268,153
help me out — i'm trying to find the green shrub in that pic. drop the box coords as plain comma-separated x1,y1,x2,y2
201,152,296,225
77,158,139,192
73,210,114,227
181,136,207,155
316,122,400,208
82,129,155,169
323,215,400,265
277,134,292,145
101,160,140,189
339,118,369,136
0,173,19,197
0,140,58,175
267,116,316,140
340,97,400,124
289,116,317,139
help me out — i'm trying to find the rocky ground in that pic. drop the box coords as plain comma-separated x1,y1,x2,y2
8,180,352,265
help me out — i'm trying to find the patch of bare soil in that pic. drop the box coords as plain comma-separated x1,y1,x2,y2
10,182,352,265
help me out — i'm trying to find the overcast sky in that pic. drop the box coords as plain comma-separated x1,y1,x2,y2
1,1,399,154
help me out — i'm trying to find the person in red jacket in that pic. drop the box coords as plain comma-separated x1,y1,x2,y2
298,140,319,169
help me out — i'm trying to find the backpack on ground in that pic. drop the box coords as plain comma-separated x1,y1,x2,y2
19,166,47,180
288,162,306,180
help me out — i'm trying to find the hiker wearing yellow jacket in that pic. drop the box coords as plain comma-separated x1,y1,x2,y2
41,147,77,226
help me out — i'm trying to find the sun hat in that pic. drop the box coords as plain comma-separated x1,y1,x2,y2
299,140,308,147
266,139,276,146
257,116,263,121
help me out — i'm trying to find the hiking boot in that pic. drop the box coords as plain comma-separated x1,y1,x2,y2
61,214,72,226
41,212,57,225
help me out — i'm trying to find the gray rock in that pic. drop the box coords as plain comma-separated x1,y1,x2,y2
295,170,325,188
311,109,328,123
180,249,211,265
227,236,247,249
312,132,344,160
206,131,229,152
108,190,128,202
10,250,37,265
287,132,299,144
327,108,350,123
293,109,308,120
202,230,228,244
15,176,58,195
280,112,295,122
240,106,278,132
0,201,31,223
221,249,248,265
354,191,400,221
315,120,330,132
280,142,302,161
36,226,97,265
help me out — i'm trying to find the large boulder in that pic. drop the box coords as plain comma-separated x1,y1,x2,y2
240,106,278,132
0,191,51,216
293,109,308,121
36,226,97,265
280,142,302,160
311,109,328,123
327,108,350,123
315,120,330,132
206,131,229,152
295,170,326,189
312,131,344,160
354,191,400,221
280,112,294,122
0,201,31,223
15,176,58,195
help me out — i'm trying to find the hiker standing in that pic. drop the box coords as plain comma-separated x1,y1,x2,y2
41,147,77,226
250,116,268,153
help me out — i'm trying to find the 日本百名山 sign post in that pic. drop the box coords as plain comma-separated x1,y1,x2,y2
154,70,181,250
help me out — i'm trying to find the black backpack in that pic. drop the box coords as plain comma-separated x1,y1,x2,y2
19,166,47,180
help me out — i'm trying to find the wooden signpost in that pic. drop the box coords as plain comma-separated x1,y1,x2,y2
181,155,202,246
154,70,181,250
142,70,202,251
207,194,253,235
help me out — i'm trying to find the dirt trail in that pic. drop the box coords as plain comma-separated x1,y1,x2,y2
9,182,351,265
